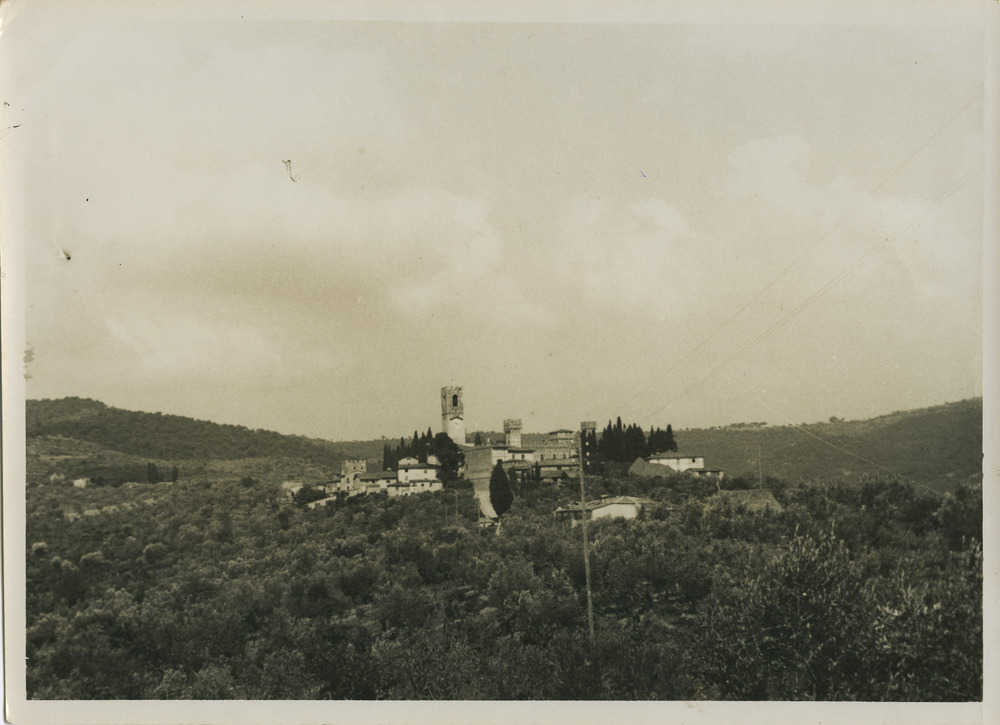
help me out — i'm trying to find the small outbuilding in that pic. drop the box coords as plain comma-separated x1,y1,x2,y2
555,495,653,526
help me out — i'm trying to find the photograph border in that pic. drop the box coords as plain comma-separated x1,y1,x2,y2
3,1,998,723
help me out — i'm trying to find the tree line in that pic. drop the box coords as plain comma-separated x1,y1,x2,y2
25,461,981,700
27,397,347,468
594,418,677,466
381,430,465,485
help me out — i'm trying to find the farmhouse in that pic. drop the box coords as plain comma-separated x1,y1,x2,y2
555,495,654,526
340,458,444,499
354,471,396,495
630,452,724,481
397,460,440,484
387,478,443,497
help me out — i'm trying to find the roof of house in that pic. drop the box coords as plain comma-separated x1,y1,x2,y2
648,452,701,459
398,461,440,469
555,495,653,514
306,496,337,508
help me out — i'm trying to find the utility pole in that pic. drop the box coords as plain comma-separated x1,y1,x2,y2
578,424,595,646
758,444,763,489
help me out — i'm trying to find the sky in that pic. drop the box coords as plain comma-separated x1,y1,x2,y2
4,1,992,442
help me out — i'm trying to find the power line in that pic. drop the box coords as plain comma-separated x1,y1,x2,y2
733,385,946,497
615,90,983,419
638,163,979,422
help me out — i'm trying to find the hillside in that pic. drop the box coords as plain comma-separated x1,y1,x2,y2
675,398,982,489
26,397,348,482
358,399,982,488
23,397,982,700
25,396,983,490
25,429,982,700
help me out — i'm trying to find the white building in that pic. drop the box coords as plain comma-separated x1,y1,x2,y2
397,460,440,484
646,453,706,471
640,452,724,480
555,496,653,526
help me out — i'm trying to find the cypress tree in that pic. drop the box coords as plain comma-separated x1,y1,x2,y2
489,462,514,519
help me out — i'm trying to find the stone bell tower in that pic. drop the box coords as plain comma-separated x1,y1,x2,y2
441,386,465,446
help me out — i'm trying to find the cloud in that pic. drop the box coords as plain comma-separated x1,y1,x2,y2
104,311,287,381
725,135,812,206
715,135,980,308
547,194,697,320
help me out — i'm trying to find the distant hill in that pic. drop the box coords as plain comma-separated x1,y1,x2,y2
674,398,982,489
26,396,982,491
26,397,347,469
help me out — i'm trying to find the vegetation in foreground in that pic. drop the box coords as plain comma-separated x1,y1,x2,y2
25,465,982,700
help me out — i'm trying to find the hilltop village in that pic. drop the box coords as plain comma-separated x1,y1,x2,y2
293,386,724,520
23,396,984,700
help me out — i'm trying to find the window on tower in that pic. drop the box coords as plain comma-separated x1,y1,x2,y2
452,394,458,407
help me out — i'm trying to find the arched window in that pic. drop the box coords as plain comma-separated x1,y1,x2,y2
452,394,458,407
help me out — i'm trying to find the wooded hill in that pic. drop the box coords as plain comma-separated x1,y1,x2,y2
26,396,982,490
677,398,982,490
27,397,348,469
23,396,983,700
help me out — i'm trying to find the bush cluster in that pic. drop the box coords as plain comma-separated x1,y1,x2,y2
25,470,981,700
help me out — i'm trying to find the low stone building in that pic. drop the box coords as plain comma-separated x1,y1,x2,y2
555,495,654,525
354,471,396,495
387,479,443,497
306,495,338,510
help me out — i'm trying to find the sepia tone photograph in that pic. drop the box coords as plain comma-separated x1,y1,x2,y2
2,0,996,723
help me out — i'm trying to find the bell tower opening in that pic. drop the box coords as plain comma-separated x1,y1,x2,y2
441,386,466,446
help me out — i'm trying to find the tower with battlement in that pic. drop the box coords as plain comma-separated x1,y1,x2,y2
503,418,523,448
341,459,368,477
441,386,465,446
